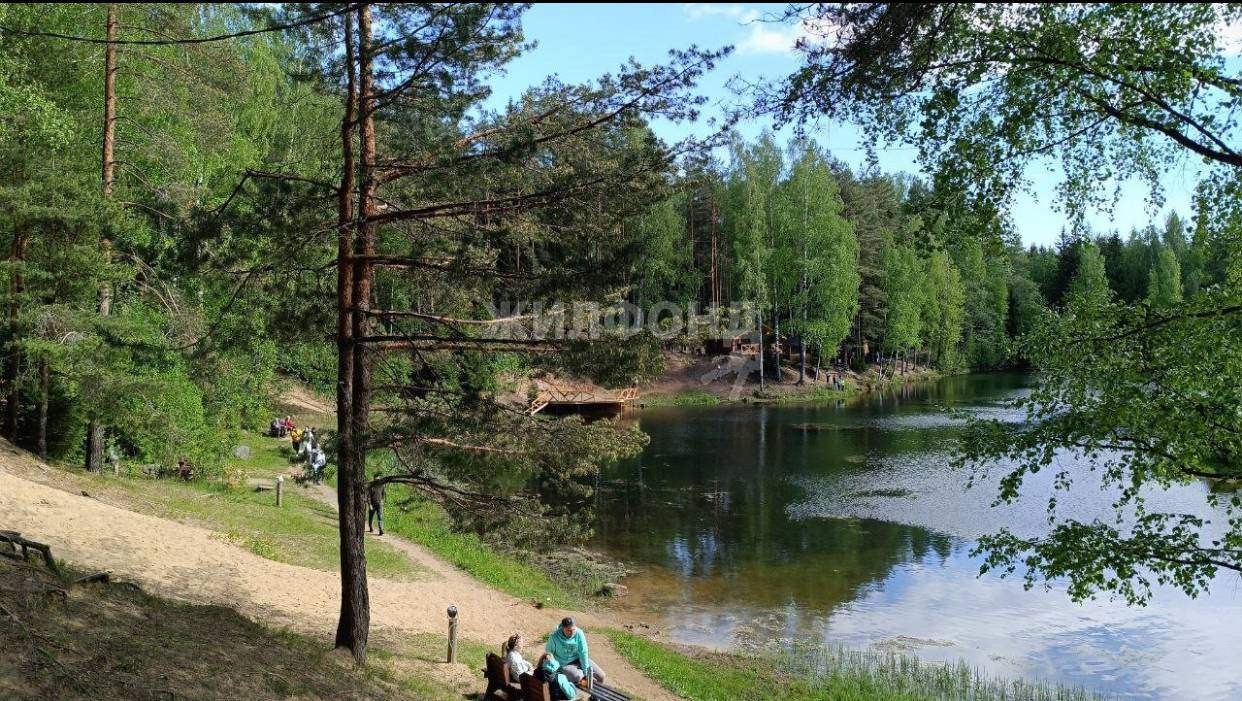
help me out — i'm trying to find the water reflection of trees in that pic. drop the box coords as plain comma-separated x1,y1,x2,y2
594,375,1030,611
596,432,953,611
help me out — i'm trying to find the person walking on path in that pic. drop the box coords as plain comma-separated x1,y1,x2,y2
367,479,386,535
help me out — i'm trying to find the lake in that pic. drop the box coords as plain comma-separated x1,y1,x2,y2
593,373,1242,700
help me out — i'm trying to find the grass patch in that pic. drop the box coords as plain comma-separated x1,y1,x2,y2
765,385,857,405
604,629,1107,701
229,438,296,479
159,480,420,581
640,389,721,407
401,631,493,669
381,484,588,609
368,634,495,700
605,629,787,701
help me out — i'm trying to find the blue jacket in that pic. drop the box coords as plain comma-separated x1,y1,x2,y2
546,626,591,671
538,656,579,700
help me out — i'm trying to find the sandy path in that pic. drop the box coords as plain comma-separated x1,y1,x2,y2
0,458,675,700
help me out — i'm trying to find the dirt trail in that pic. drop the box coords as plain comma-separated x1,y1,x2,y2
0,445,675,701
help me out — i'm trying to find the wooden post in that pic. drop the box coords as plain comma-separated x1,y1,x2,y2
275,475,284,507
446,605,458,663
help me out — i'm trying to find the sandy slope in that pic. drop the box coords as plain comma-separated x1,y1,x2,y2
0,444,675,701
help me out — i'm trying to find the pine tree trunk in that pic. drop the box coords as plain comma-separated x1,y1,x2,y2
710,201,719,308
330,6,367,661
756,312,764,391
37,357,48,460
6,227,26,440
798,185,808,384
87,3,118,473
771,287,780,382
798,272,806,385
798,331,806,384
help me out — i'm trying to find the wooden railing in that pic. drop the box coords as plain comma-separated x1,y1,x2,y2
529,380,639,415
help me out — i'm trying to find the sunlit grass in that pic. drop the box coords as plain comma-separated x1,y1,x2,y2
640,389,721,407
162,481,421,581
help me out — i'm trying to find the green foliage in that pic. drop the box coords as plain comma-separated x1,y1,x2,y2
0,3,340,470
922,251,966,368
277,341,340,394
640,389,721,407
1067,244,1111,312
953,237,1010,368
1146,247,1183,309
725,134,781,310
627,194,694,305
1006,273,1047,351
776,142,860,361
880,242,924,354
686,133,1029,373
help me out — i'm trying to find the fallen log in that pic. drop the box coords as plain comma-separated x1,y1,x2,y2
73,572,111,586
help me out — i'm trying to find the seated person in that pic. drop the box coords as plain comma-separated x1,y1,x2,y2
270,418,282,437
502,633,533,682
545,617,605,688
310,449,328,484
534,653,579,701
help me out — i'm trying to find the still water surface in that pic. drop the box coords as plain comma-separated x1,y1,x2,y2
593,373,1242,700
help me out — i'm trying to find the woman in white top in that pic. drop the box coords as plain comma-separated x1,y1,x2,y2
502,633,533,682
299,429,314,457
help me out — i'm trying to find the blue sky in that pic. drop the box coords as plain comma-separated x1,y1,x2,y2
485,3,1200,247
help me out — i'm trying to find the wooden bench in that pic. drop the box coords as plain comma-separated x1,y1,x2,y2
483,652,521,700
516,672,629,701
587,682,630,701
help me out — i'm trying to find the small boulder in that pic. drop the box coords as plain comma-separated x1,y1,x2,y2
598,582,628,597
232,445,252,459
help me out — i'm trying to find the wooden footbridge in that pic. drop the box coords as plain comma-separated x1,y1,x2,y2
528,379,639,415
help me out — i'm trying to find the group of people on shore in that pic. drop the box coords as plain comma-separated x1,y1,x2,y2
502,618,606,699
269,416,327,483
269,415,295,438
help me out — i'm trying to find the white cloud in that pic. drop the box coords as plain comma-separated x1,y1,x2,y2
683,3,820,56
735,23,804,55
682,3,759,23
1217,18,1242,54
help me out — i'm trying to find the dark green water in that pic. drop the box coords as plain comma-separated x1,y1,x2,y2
592,373,1242,700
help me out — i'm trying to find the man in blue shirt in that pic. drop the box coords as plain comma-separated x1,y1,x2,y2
545,617,606,688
